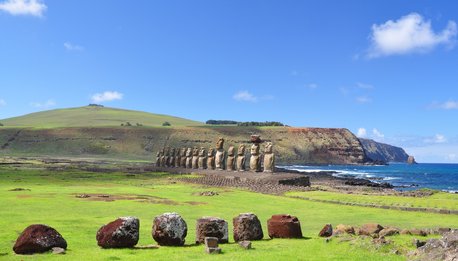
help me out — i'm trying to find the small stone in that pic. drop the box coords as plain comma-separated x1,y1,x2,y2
51,247,66,254
238,241,252,249
413,238,426,248
318,224,333,237
325,238,332,243
204,237,218,248
379,227,399,237
205,247,222,254
13,224,67,254
410,229,427,237
96,217,139,248
358,223,384,236
334,224,355,235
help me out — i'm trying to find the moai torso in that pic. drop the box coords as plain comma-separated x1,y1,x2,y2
180,148,187,168
250,143,261,172
174,148,181,167
236,145,246,171
192,147,199,169
263,142,275,173
207,148,215,170
215,137,226,170
160,147,166,167
185,148,193,168
156,151,162,167
164,147,171,167
168,148,176,167
226,146,235,171
198,147,207,169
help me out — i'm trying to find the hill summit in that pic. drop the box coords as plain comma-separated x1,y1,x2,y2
0,106,201,128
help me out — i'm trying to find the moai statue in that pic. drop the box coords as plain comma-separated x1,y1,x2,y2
226,145,235,171
165,147,171,167
180,147,187,168
198,147,207,169
207,148,215,170
192,147,199,169
168,148,176,167
155,149,162,167
250,135,262,172
263,142,275,173
185,147,193,168
215,137,226,170
236,144,246,171
174,147,181,167
160,147,168,167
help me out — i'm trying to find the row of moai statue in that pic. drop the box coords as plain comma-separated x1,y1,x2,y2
155,136,275,173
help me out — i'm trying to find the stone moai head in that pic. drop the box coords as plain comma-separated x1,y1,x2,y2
156,151,161,157
181,148,186,157
264,142,273,153
165,147,170,156
251,143,260,155
186,147,192,157
208,148,215,157
198,147,206,157
227,145,235,156
238,144,246,156
216,137,225,150
193,147,199,156
170,148,176,156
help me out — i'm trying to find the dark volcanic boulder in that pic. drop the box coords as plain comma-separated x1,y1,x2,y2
233,213,264,242
13,224,67,255
318,224,333,237
195,217,228,244
96,217,139,248
267,214,302,239
152,212,187,246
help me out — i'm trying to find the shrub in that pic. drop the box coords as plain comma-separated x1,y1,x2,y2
162,121,171,126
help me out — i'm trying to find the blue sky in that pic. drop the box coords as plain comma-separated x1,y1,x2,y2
0,0,458,163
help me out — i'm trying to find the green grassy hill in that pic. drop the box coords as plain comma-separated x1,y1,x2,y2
0,106,201,128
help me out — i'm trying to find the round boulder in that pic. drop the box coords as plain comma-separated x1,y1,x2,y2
152,212,188,246
233,213,264,242
13,224,67,255
195,217,228,244
319,224,333,237
96,217,139,248
267,214,302,239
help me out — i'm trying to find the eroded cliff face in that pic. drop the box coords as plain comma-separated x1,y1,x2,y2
359,138,410,163
0,127,369,165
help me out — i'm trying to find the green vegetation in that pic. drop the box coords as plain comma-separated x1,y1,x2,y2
237,121,285,127
287,190,458,211
162,121,171,126
1,167,457,260
0,106,201,128
206,120,239,125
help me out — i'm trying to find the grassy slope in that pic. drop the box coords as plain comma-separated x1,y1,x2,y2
1,168,457,260
0,106,201,128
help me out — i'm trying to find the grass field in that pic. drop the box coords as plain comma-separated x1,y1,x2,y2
1,167,457,260
0,106,201,128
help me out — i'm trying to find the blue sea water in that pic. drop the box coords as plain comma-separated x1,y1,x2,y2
281,163,458,193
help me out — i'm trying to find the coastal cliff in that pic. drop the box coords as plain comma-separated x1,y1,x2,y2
359,138,410,163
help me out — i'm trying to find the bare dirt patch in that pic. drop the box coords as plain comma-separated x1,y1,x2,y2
185,201,207,205
73,193,180,205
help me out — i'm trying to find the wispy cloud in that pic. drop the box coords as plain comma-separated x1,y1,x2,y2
424,134,447,144
0,99,6,107
0,0,47,17
356,96,372,104
307,83,318,90
233,91,258,102
367,13,457,58
64,42,84,51
356,127,384,141
431,100,458,110
372,128,385,140
356,82,374,89
30,99,55,109
91,91,123,103
357,128,367,138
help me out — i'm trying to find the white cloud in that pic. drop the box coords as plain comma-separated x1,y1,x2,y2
356,82,374,89
368,13,457,58
372,128,385,140
0,0,47,17
307,83,318,90
30,99,55,109
436,100,458,110
356,96,372,104
0,99,6,107
91,91,123,103
357,128,367,138
425,134,447,144
64,42,84,51
233,91,258,102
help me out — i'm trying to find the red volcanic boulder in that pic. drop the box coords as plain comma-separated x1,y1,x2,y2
152,212,188,246
13,224,67,255
319,224,333,237
195,217,228,244
267,214,302,239
233,213,264,242
358,223,384,236
96,217,139,248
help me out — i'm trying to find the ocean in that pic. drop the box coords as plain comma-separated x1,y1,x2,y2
281,163,458,193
